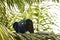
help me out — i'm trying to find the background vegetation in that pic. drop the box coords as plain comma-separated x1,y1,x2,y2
0,0,60,40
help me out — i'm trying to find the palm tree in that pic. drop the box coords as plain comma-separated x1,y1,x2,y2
0,0,59,40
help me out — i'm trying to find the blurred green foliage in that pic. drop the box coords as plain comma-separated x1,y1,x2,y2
0,0,59,40
0,0,57,32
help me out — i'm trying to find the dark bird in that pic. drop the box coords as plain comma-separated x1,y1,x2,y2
13,19,34,33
